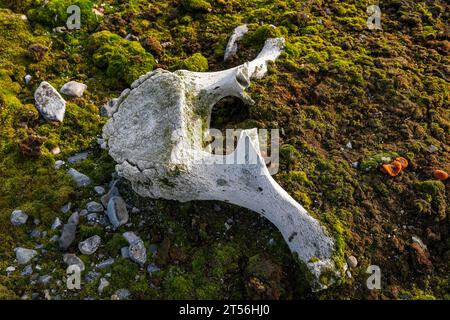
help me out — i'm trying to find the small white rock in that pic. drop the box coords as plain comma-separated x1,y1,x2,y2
346,255,358,268
11,210,28,226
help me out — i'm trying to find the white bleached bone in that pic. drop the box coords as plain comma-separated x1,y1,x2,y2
224,24,248,61
103,37,336,287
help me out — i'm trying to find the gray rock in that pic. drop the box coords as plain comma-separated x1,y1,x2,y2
148,244,158,256
67,211,80,225
86,201,103,213
78,235,101,255
51,217,62,230
346,256,358,268
100,98,119,117
98,278,109,294
107,196,129,229
111,288,130,300
54,160,65,170
79,209,88,217
94,186,105,195
60,202,71,214
59,212,79,251
67,151,88,163
68,168,91,187
11,209,28,226
21,265,33,276
34,81,66,122
100,184,120,207
121,247,129,258
85,271,100,283
15,247,38,264
59,223,76,250
30,228,41,238
63,253,85,272
39,275,52,284
49,235,59,242
96,258,114,269
147,263,160,275
60,81,87,97
86,212,99,224
129,239,147,266
122,231,139,245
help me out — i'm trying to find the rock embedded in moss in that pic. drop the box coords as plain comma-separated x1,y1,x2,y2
10,209,28,226
14,247,37,264
68,168,91,187
63,253,85,272
107,196,129,229
34,81,66,122
78,235,101,255
60,81,87,97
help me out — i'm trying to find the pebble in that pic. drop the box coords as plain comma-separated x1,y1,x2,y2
60,81,87,97
63,253,85,272
78,235,101,255
122,231,139,245
129,239,147,266
21,265,33,276
111,289,130,300
59,212,79,251
67,152,88,163
54,160,65,170
14,247,38,264
30,229,41,238
38,275,52,284
107,196,129,229
98,278,109,294
96,257,114,269
121,247,130,259
85,271,100,283
51,147,61,155
60,202,71,214
24,74,32,85
346,256,358,268
6,266,16,274
86,201,104,213
147,263,160,275
51,217,62,230
68,168,91,187
10,209,28,226
94,186,105,195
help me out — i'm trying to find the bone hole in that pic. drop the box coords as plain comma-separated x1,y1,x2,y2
207,96,250,155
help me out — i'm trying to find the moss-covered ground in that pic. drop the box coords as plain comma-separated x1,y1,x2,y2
0,0,448,299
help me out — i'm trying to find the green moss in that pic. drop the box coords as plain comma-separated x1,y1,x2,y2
0,284,17,299
242,24,283,50
360,152,400,171
182,0,212,13
105,233,129,256
414,180,447,220
110,258,140,288
174,53,209,72
28,0,99,31
163,267,194,299
89,31,156,85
